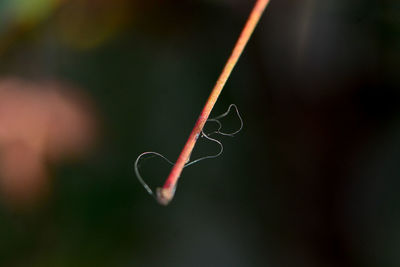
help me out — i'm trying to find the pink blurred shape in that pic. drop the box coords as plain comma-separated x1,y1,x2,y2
0,78,97,208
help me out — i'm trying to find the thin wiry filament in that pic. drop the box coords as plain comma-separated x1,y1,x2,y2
134,104,243,198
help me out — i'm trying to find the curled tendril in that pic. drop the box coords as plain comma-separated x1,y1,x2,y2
134,104,243,197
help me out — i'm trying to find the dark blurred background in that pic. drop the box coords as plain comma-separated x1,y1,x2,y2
0,0,399,266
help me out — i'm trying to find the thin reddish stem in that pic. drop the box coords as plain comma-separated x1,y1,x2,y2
157,0,271,205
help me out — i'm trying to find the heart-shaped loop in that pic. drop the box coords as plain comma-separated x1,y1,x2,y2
134,104,243,201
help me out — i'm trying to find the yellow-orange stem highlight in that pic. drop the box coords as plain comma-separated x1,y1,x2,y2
157,0,270,205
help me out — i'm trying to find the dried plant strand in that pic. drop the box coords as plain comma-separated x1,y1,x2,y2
135,105,243,200
134,152,174,198
157,0,270,205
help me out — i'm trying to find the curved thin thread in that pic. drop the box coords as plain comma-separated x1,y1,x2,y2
185,104,243,166
183,129,223,167
134,104,243,197
134,152,174,198
204,104,243,137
